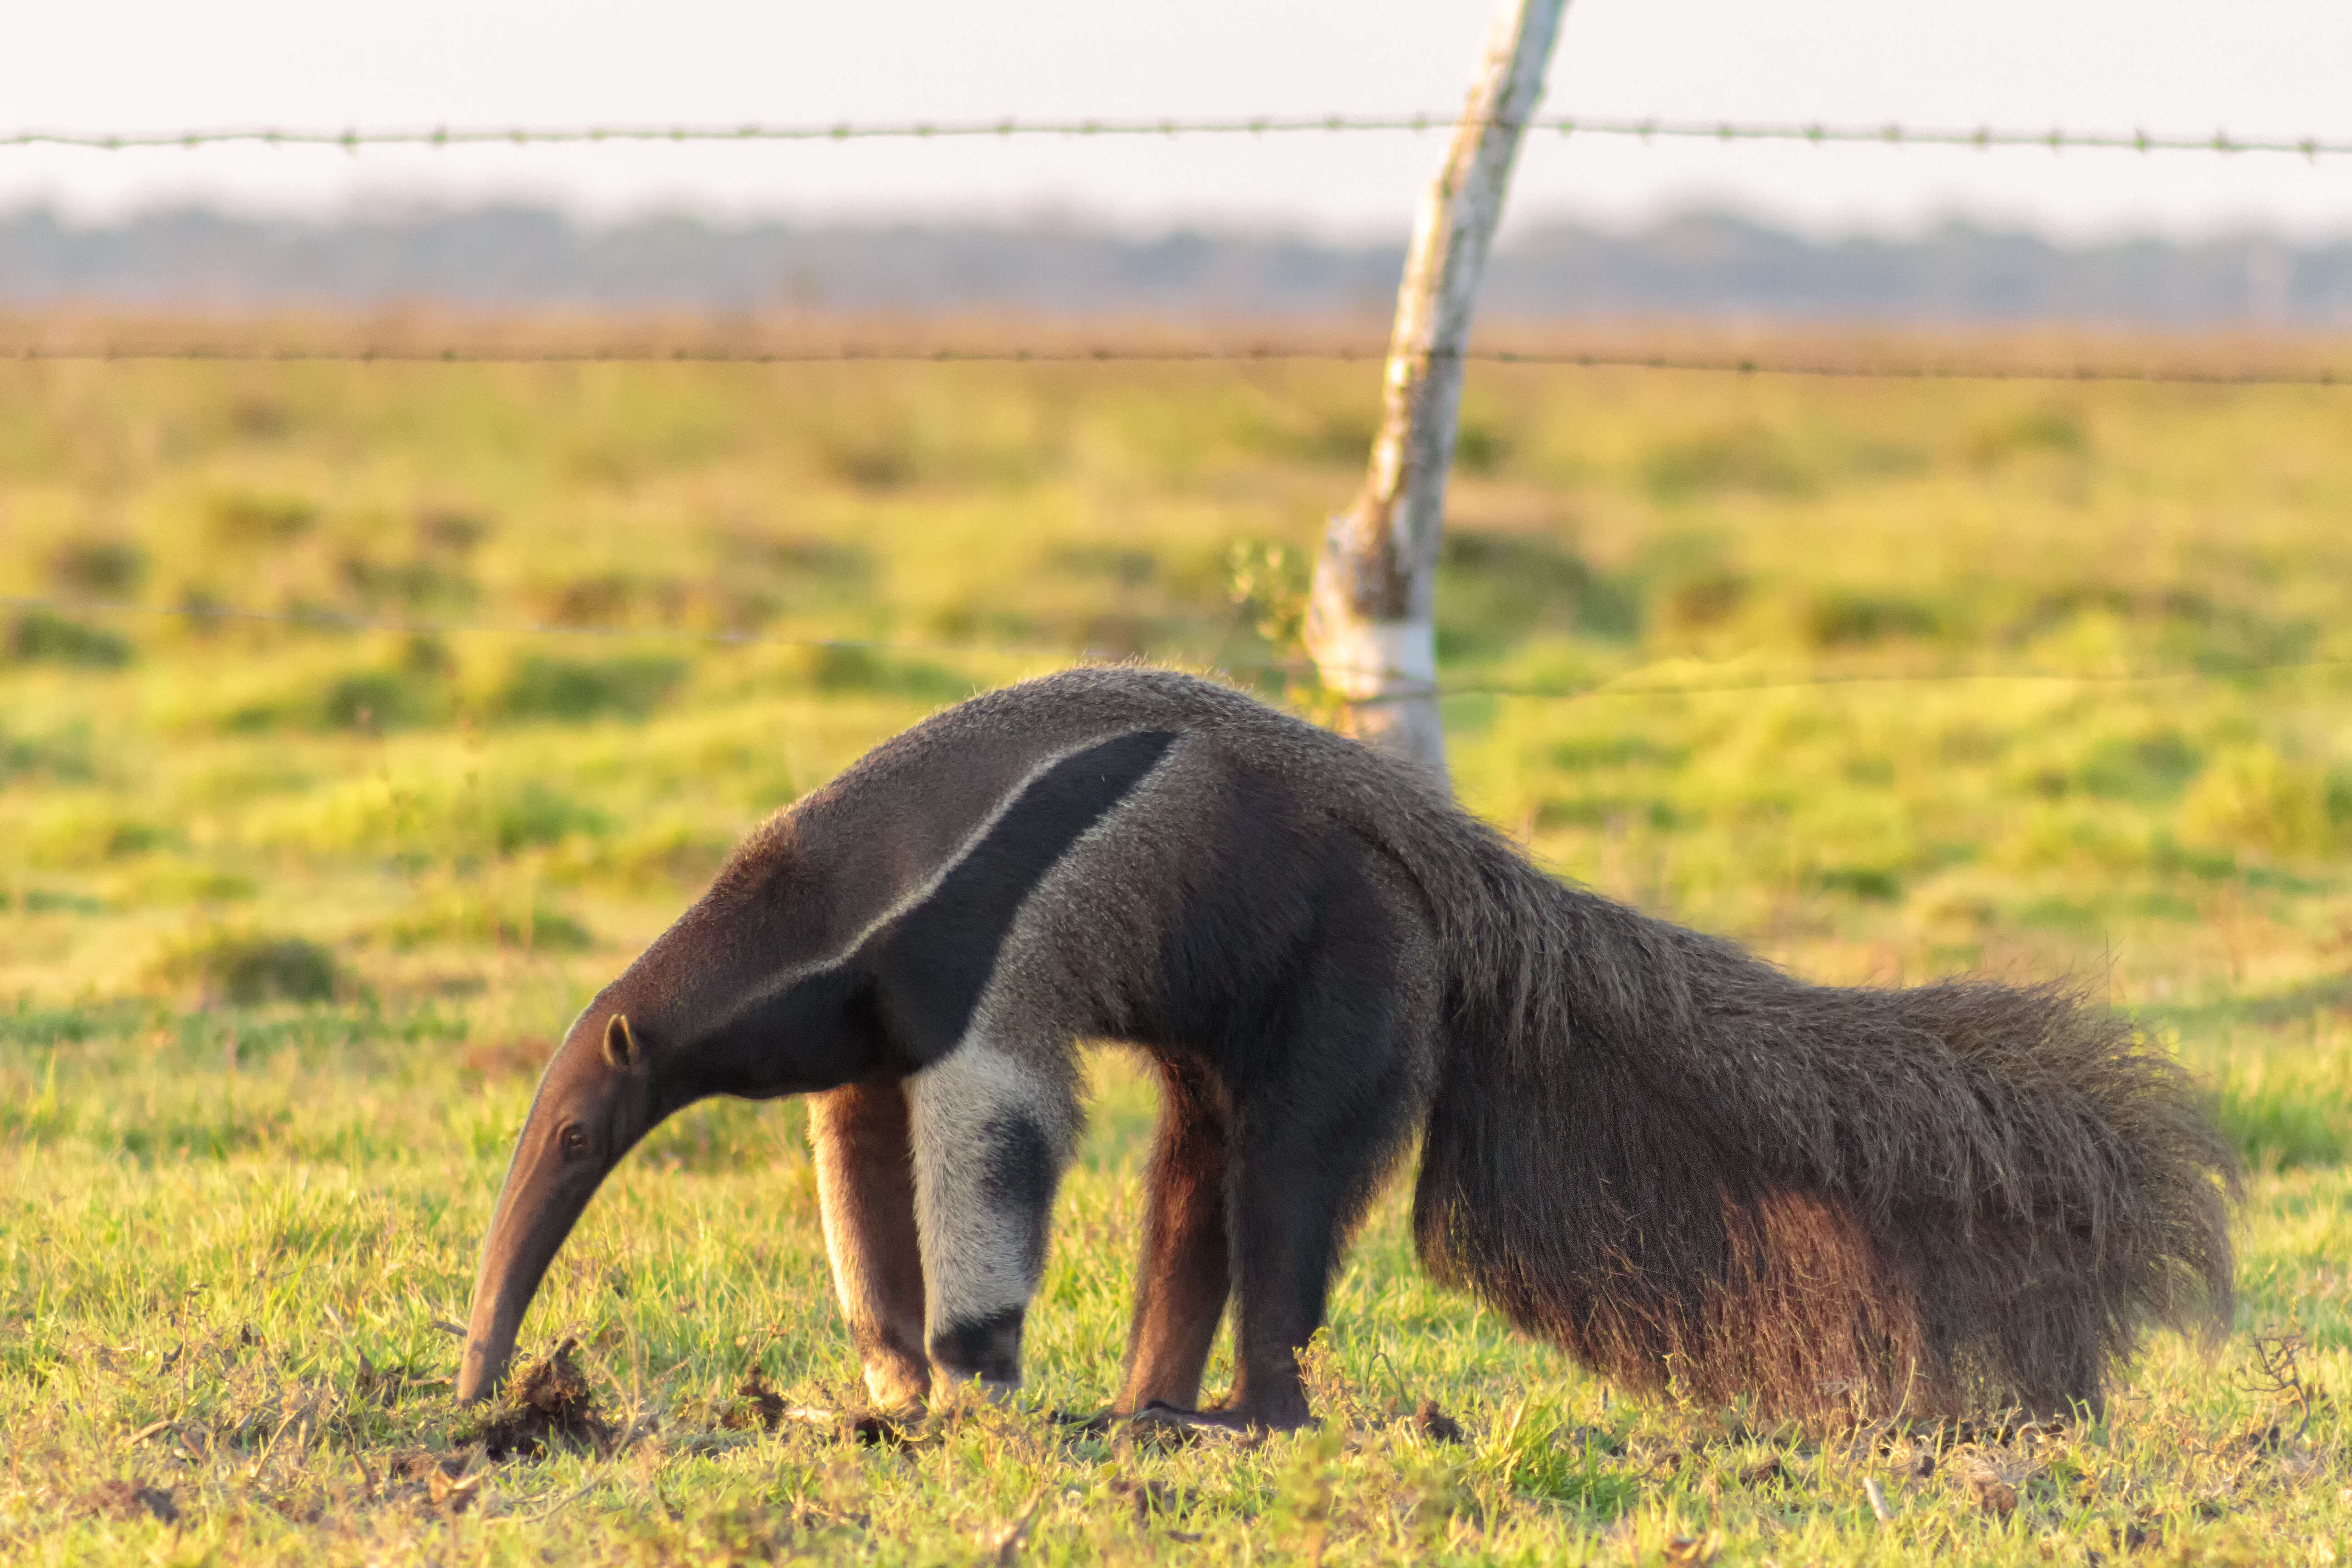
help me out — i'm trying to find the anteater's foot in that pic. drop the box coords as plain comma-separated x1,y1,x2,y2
1049,1408,1117,1438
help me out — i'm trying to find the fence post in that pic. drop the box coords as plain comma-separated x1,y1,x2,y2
1303,0,1567,784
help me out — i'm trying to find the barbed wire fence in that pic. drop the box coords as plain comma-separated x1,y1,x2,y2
5,108,2350,379
2,342,2344,383
10,112,2352,158
5,106,2350,702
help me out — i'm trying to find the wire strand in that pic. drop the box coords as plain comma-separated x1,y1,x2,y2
5,342,2345,384
7,113,2350,159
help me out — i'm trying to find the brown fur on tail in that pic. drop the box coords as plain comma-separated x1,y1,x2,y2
1403,818,2238,1422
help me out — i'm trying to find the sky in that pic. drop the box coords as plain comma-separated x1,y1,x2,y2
5,0,2351,241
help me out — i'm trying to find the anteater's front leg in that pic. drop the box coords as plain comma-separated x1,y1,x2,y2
808,1080,931,1411
903,1041,1078,1393
1116,1054,1232,1412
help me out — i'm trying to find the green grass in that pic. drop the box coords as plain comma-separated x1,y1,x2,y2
1,1015,2345,1564
1,340,2348,1561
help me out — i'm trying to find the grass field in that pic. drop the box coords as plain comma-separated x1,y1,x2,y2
2,332,2349,1563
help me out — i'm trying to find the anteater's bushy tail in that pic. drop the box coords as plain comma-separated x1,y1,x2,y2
1405,822,2238,1423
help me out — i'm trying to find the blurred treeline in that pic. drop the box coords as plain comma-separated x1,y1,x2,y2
5,205,2351,323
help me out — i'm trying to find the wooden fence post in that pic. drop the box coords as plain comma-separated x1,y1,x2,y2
1303,0,1568,784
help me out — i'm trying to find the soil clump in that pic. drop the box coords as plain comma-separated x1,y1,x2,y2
473,1338,614,1460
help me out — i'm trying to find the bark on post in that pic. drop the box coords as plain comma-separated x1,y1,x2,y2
1303,0,1568,784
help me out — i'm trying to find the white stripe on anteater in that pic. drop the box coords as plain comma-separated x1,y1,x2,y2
893,734,1181,1381
905,1037,1080,1382
797,728,1178,1389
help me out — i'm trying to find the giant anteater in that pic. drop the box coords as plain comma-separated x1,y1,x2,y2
457,666,2235,1430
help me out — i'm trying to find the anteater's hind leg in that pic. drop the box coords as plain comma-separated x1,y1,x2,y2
904,1039,1079,1394
808,1080,931,1411
1212,1060,1413,1430
1115,1054,1232,1413
1143,867,1434,1434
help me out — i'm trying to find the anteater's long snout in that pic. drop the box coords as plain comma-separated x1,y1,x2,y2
457,1014,649,1402
456,1149,601,1400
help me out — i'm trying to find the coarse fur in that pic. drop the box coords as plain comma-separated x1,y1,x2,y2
1406,858,2238,1419
460,665,2238,1427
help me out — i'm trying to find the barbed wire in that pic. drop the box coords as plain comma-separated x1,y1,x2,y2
5,342,2345,384
7,113,2350,159
7,591,2346,703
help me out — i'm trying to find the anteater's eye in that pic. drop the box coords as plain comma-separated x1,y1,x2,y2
559,1125,588,1155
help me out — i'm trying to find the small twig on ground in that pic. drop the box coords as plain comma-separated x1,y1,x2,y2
489,1479,598,1526
2249,1330,2317,1439
1863,1475,1893,1522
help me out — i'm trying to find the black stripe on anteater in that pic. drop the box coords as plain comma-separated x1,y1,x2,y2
696,728,1177,1085
864,728,1177,1066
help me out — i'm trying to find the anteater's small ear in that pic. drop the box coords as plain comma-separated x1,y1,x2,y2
602,1013,641,1073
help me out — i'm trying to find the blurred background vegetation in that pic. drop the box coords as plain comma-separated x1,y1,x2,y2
1,341,2349,1159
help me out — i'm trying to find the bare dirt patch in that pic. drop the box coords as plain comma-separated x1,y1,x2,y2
1413,1398,1467,1444
83,1480,178,1524
719,1373,790,1432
